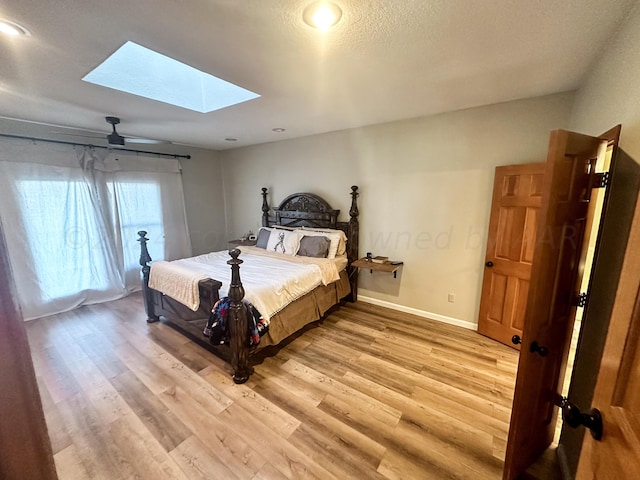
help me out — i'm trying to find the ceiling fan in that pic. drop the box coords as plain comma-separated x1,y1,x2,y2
51,116,171,146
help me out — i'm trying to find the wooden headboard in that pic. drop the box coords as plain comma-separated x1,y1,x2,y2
260,186,359,300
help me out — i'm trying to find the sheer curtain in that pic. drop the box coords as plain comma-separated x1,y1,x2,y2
0,138,191,320
109,169,191,291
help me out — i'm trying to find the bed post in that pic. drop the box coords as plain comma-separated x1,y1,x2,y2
261,187,270,227
227,248,252,384
348,186,360,302
138,231,159,323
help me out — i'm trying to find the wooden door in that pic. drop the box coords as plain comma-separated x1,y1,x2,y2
556,137,630,477
576,190,640,479
503,130,605,480
477,163,545,347
0,219,58,479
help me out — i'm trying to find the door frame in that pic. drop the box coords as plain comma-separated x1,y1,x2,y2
576,182,640,478
557,145,640,475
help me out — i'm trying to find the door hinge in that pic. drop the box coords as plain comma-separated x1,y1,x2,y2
594,172,610,188
575,292,588,308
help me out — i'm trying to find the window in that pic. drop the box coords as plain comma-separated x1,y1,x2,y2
0,151,191,320
16,177,116,301
109,178,165,289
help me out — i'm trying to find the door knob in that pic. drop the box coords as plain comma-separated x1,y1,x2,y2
486,261,494,267
557,397,603,441
511,335,522,345
530,341,549,357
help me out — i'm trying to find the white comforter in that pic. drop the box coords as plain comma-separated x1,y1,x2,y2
148,246,343,321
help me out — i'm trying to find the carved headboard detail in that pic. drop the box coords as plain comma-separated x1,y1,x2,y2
274,192,339,228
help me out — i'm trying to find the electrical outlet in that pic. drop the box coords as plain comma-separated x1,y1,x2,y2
448,293,455,303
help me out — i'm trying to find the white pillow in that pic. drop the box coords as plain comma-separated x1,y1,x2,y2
296,228,346,258
266,229,301,255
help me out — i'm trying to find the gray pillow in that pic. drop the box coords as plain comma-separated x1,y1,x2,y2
297,235,330,258
256,228,271,248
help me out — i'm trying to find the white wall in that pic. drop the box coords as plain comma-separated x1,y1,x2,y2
221,92,574,327
570,3,640,157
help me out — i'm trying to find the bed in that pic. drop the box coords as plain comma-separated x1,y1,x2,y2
138,186,359,383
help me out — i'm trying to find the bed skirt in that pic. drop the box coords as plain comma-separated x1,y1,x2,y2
259,269,350,348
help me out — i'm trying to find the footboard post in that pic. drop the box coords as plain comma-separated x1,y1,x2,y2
227,248,252,384
347,186,360,302
138,231,159,323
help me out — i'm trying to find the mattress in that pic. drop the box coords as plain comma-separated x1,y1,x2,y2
149,246,347,322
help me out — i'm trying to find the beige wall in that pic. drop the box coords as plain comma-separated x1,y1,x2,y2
0,118,227,256
179,149,227,255
221,92,574,327
570,3,640,156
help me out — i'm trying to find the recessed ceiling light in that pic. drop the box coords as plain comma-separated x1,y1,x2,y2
272,128,286,133
0,20,31,37
303,2,343,30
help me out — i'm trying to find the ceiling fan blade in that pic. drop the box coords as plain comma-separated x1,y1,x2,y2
50,131,103,139
52,130,170,145
124,137,173,145
51,118,172,146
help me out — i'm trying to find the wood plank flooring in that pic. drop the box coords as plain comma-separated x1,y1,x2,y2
25,293,555,479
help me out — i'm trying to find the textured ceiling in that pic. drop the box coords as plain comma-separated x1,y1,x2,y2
0,0,636,150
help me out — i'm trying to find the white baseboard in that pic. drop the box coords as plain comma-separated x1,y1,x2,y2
357,295,477,331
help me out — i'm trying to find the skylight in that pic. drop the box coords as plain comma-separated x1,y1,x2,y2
82,41,260,113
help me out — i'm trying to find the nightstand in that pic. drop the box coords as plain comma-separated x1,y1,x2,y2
351,258,404,278
228,239,257,247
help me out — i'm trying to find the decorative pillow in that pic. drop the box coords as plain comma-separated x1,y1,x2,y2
266,229,301,255
297,235,331,258
296,228,346,258
255,228,271,249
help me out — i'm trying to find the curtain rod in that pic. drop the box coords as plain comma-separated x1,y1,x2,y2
0,132,191,160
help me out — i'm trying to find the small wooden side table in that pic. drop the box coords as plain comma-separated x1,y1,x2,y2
351,258,404,278
228,239,257,247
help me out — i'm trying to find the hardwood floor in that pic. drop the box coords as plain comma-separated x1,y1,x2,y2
26,293,550,479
